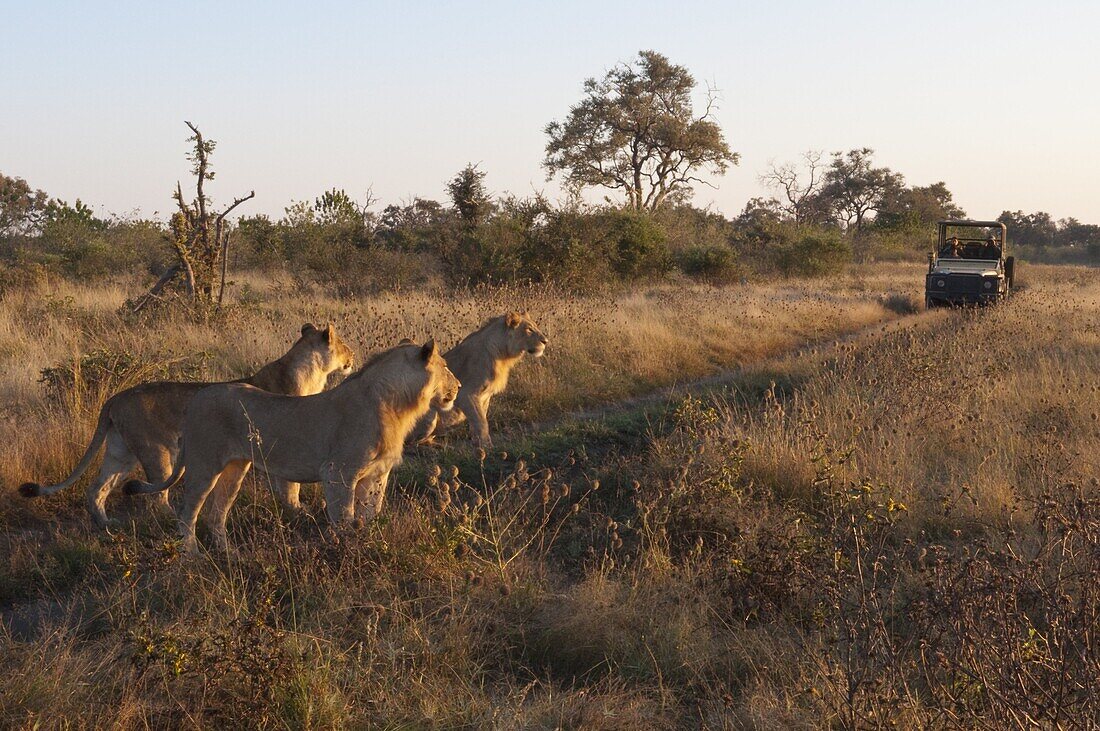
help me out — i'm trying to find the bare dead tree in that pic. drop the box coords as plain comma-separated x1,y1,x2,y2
136,122,253,313
758,150,825,224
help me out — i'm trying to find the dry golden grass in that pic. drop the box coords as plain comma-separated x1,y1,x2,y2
2,262,1096,728
0,266,913,519
731,265,1100,527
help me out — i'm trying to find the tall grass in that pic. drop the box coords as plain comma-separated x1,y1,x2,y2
0,266,912,523
2,263,1096,728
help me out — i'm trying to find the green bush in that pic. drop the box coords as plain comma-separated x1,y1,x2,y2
39,348,211,408
769,226,851,277
677,245,740,284
517,208,612,289
654,204,734,254
444,217,525,285
3,214,171,280
606,210,671,279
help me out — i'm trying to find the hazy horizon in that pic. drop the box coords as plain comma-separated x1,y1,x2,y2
3,0,1098,222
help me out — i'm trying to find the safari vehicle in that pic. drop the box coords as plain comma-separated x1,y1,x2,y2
925,219,1015,308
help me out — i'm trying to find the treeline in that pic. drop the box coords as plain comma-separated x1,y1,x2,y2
2,163,1097,297
2,49,1098,297
995,210,1100,263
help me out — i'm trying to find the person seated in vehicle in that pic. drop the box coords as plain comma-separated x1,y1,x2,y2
981,237,1001,259
940,237,962,257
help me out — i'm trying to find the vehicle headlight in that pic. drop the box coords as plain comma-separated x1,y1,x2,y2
936,279,945,288
983,280,993,290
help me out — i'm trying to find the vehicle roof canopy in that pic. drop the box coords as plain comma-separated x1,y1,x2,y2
938,220,1008,251
938,219,1005,229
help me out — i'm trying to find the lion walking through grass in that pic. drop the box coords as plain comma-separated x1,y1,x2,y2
124,339,459,553
412,312,547,448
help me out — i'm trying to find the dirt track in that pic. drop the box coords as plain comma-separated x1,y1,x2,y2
510,306,945,439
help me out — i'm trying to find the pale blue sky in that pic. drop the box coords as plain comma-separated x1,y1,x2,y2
2,1,1098,222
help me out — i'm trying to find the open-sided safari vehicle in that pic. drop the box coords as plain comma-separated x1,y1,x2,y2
926,219,1015,308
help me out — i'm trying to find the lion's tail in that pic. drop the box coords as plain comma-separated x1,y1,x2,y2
122,448,186,496
19,403,113,498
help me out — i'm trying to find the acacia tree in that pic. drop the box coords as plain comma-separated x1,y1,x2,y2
820,148,903,231
875,182,965,231
163,122,254,309
0,173,49,238
544,50,738,212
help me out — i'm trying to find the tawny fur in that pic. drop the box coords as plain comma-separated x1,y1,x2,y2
412,312,547,448
19,323,354,527
125,340,459,554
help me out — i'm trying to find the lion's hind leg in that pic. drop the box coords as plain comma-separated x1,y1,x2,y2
86,430,139,529
136,444,176,517
176,465,227,554
271,478,304,515
202,460,252,554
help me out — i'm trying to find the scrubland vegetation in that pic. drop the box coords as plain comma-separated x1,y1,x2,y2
3,47,1099,731
1,264,1097,728
0,266,909,524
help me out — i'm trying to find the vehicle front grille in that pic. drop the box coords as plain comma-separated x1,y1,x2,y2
946,274,982,294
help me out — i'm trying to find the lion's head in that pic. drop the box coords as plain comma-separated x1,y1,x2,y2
502,312,548,358
299,322,355,378
358,339,460,412
420,339,461,411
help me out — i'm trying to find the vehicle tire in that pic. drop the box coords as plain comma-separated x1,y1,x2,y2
1005,256,1016,288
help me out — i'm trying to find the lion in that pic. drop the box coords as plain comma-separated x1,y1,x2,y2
123,339,460,553
412,312,547,448
19,323,354,527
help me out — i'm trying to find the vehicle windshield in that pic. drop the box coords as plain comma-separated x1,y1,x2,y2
939,225,1002,260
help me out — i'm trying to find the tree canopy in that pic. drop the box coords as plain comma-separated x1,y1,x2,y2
544,51,738,212
0,173,49,237
876,182,966,232
447,164,492,225
820,148,903,231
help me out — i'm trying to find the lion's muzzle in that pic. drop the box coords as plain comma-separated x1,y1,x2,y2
435,391,458,412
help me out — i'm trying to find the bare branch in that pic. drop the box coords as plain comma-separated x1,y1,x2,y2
214,190,257,226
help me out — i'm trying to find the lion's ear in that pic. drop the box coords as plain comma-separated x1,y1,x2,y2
323,323,335,343
421,339,437,361
505,312,522,329
301,323,317,336
399,337,414,345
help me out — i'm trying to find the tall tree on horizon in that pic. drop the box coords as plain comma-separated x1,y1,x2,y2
820,148,903,231
544,50,738,212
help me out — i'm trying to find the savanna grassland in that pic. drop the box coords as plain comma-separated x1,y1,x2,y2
1,263,1098,729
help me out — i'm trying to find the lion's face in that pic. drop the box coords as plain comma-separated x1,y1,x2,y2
420,340,461,412
503,312,548,358
302,323,355,378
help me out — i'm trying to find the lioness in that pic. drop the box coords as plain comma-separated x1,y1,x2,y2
412,312,547,448
20,323,354,526
124,339,459,553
